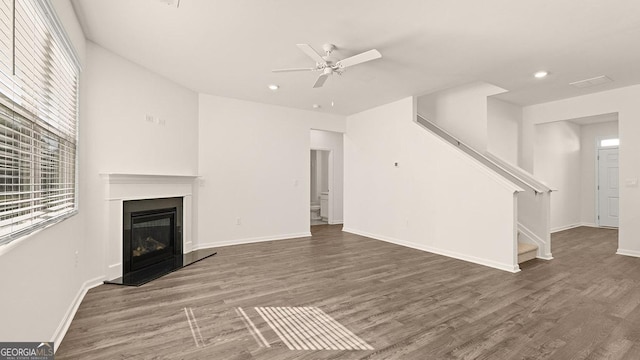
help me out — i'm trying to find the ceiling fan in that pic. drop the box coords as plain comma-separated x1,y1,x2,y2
272,44,382,88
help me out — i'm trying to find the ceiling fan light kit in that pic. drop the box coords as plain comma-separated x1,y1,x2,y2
272,43,382,88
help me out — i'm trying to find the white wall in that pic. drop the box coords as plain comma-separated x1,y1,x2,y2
310,151,318,203
417,82,506,151
580,121,619,225
0,0,87,346
534,121,582,231
319,151,329,193
522,85,640,256
487,97,521,165
82,43,199,176
345,97,520,272
310,150,329,203
310,129,344,224
197,95,345,248
81,42,200,283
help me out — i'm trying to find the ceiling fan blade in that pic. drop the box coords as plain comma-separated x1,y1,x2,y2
336,49,382,69
272,67,316,73
297,44,326,64
313,73,329,88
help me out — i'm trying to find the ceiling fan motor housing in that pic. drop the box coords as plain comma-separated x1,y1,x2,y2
322,43,336,56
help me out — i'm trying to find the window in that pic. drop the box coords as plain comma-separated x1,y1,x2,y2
600,138,619,148
0,0,80,244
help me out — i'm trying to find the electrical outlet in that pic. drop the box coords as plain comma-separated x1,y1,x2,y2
74,250,79,268
235,217,241,225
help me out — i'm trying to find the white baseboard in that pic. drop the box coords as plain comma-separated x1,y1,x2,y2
53,275,105,352
107,262,121,281
552,222,611,233
194,232,312,250
551,223,583,233
184,240,193,252
616,248,640,258
342,228,520,273
328,220,344,225
580,222,598,228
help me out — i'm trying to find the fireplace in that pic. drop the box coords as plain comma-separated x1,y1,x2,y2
126,207,177,273
104,196,216,286
101,174,218,287
120,197,184,285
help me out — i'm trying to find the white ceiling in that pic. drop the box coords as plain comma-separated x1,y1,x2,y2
70,0,640,115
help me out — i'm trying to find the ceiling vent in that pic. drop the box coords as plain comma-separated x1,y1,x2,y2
569,75,613,89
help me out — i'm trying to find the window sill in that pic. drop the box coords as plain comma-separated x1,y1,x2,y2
0,209,78,257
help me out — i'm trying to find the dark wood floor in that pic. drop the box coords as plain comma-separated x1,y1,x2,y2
57,225,640,359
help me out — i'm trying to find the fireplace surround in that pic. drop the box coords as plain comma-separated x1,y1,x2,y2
101,174,215,286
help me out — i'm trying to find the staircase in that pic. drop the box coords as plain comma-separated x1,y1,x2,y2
518,242,538,264
415,114,553,270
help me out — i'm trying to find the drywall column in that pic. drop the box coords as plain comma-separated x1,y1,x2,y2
534,121,581,231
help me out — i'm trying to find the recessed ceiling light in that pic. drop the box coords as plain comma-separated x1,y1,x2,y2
312,104,321,109
268,84,279,91
534,71,548,79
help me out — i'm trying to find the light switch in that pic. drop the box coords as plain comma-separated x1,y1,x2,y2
625,178,638,187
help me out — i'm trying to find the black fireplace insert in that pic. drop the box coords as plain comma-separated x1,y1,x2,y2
121,197,182,285
126,207,177,273
104,197,216,286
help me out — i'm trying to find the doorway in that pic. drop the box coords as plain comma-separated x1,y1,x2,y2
310,149,331,226
310,129,344,226
597,138,619,227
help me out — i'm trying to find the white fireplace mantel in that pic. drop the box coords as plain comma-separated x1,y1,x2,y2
101,173,199,281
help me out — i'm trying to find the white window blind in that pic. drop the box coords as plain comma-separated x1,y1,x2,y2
0,0,79,244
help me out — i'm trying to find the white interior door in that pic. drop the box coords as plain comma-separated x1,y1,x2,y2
598,148,619,227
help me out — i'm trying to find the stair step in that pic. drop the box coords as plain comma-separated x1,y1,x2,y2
518,242,538,264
